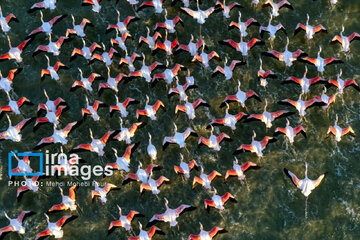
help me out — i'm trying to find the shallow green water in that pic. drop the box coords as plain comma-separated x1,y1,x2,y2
0,0,360,239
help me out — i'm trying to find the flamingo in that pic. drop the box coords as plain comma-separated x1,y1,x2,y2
106,144,135,172
155,9,183,33
188,222,224,240
139,27,162,51
280,94,319,117
35,214,72,240
198,126,230,151
82,0,101,12
108,206,140,232
331,25,360,52
66,15,91,38
10,152,32,174
41,55,65,81
275,119,306,144
314,87,336,109
266,37,303,67
136,95,165,120
192,45,219,68
229,11,257,37
73,129,114,156
0,68,19,93
91,181,117,204
259,14,285,39
71,38,102,60
222,36,260,57
28,11,63,37
248,99,288,128
163,123,195,149
0,93,30,115
107,10,136,34
30,0,57,11
263,0,292,17
175,97,207,120
213,57,241,80
91,43,118,66
124,162,158,185
149,198,191,227
147,133,157,161
152,60,184,84
0,36,29,62
0,6,17,34
283,66,324,94
328,69,358,94
181,0,215,35
302,46,339,73
38,89,65,113
140,172,170,195
257,59,276,87
33,34,67,56
192,167,222,190
110,29,131,52
295,14,326,40
17,176,39,198
119,51,141,72
204,188,236,211
326,114,355,142
209,103,247,131
128,222,161,240
109,96,136,118
177,34,204,56
48,185,78,212
138,0,164,14
0,115,31,142
71,68,100,92
168,73,195,101
113,120,142,144
284,162,327,198
98,67,126,93
81,97,103,121
221,80,260,109
36,121,77,146
129,54,162,82
0,211,30,237
154,30,179,56
235,130,273,157
34,105,66,126
216,0,241,18
174,154,198,179
225,157,257,181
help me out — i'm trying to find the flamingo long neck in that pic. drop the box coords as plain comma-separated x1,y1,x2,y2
7,36,12,48
118,207,122,216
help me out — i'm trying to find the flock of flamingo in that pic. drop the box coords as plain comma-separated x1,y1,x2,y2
0,0,357,239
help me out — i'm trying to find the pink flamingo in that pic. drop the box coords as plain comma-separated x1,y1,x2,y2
235,130,272,157
48,185,78,212
0,211,31,236
0,36,29,62
108,206,140,232
225,157,257,181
